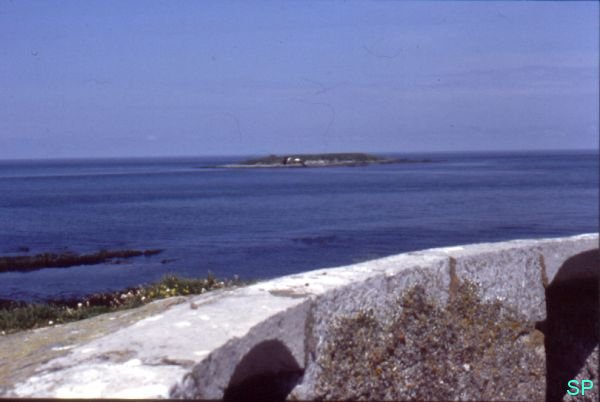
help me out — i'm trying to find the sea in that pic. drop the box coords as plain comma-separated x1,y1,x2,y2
0,150,597,302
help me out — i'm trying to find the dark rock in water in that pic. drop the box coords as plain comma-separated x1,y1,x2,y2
292,235,337,246
0,298,26,309
0,249,163,273
17,246,30,253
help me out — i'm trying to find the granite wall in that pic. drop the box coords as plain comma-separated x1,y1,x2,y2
5,234,598,401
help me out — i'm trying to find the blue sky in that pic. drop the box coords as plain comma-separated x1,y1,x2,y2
0,1,598,159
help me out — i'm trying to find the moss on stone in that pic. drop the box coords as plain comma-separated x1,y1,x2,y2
314,279,545,401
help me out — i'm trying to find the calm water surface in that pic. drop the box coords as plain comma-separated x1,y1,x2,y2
0,150,597,301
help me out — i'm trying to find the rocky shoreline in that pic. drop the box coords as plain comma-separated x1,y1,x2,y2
0,249,162,273
1,234,597,400
0,273,246,334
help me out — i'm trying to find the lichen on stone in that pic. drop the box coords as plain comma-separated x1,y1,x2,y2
314,278,545,401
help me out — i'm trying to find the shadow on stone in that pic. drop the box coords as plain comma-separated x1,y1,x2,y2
223,339,304,402
537,249,599,402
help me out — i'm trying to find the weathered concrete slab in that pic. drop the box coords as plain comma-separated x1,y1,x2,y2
289,234,598,401
1,233,597,400
0,295,188,396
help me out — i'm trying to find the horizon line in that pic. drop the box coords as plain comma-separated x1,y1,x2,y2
0,147,598,163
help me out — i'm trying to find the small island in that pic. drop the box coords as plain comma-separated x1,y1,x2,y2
221,153,431,168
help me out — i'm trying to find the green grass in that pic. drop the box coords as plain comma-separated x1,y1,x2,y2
0,273,248,334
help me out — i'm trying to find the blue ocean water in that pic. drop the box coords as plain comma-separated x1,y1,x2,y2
0,150,597,301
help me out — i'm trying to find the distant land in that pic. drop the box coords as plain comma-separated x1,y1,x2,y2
218,153,433,168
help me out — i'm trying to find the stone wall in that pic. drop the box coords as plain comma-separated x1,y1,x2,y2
4,234,598,401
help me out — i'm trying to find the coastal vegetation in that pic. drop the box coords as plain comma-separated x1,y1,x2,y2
226,152,432,168
242,153,384,165
0,273,247,334
0,249,162,273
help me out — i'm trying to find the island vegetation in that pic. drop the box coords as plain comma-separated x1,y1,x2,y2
221,152,432,168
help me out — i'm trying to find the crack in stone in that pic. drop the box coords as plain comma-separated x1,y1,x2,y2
538,254,549,289
448,257,460,301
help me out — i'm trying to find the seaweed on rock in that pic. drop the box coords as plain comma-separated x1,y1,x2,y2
0,249,162,273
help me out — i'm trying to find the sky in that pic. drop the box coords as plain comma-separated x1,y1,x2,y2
0,1,598,159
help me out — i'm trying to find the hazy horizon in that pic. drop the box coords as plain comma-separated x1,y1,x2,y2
1,1,598,159
0,147,597,163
